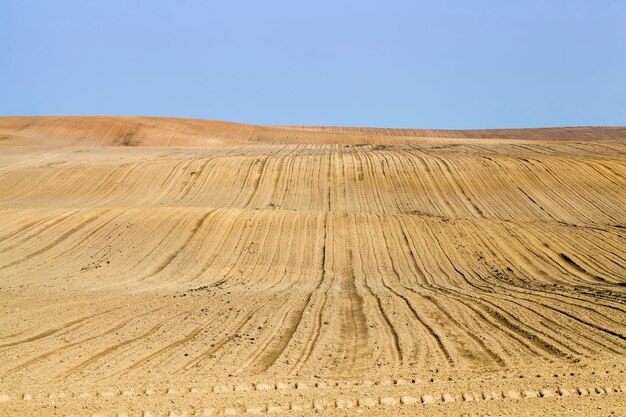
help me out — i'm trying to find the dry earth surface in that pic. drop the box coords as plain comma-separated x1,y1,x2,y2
0,116,625,416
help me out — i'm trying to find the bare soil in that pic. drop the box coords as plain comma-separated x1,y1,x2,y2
1,117,625,416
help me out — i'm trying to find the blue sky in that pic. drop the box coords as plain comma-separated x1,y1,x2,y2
1,0,625,128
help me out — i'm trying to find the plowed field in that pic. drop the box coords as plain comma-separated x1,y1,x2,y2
1,117,625,416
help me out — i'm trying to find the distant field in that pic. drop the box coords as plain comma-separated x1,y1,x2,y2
1,117,625,416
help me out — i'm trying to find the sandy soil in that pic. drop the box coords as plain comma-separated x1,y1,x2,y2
0,116,625,416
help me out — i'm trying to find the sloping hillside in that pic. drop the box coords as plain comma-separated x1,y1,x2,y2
1,116,625,147
0,117,625,416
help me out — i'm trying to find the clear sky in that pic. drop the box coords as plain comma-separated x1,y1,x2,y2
1,0,625,129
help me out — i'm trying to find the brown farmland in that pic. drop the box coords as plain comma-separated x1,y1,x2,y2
0,116,625,416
